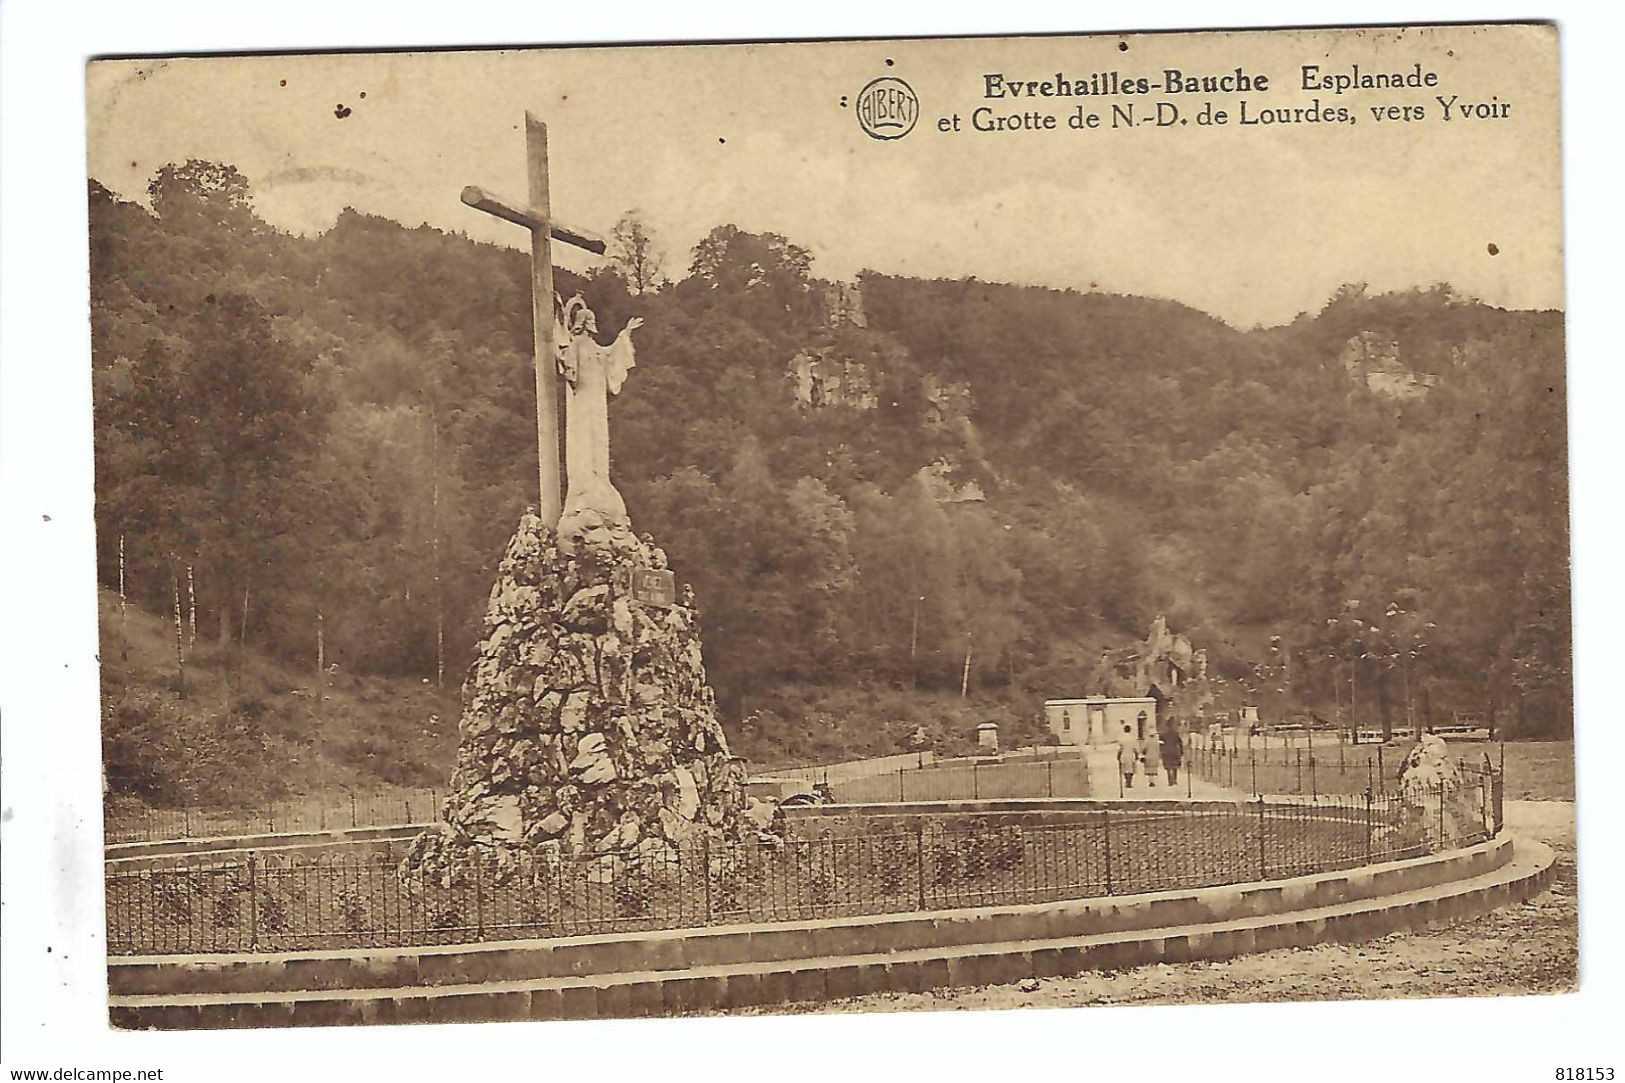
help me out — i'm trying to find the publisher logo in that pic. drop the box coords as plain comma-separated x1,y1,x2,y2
856,76,919,140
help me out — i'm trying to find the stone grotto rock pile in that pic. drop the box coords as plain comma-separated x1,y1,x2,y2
1375,733,1485,853
402,512,752,884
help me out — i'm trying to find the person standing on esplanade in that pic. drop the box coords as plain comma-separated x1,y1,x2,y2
1161,727,1184,786
1118,739,1138,789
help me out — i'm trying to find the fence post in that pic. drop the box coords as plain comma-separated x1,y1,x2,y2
1364,790,1374,864
916,824,927,909
1251,749,1257,795
1102,807,1113,896
702,836,713,923
247,852,259,950
350,793,358,828
898,765,905,803
1257,797,1268,880
1310,755,1317,801
474,854,486,939
1047,759,1054,798
973,761,980,801
1377,745,1386,790
1295,750,1303,794
1437,782,1446,851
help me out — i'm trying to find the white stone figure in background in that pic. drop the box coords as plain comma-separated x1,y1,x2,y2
555,294,642,539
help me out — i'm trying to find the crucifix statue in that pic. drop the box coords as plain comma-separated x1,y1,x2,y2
462,112,642,538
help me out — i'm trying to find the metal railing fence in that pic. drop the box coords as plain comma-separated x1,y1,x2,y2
107,777,1495,956
105,789,442,845
830,756,1090,803
1186,735,1502,804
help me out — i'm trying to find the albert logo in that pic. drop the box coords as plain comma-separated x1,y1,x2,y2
856,76,919,140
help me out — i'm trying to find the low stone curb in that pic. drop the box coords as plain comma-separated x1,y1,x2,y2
108,834,1552,1028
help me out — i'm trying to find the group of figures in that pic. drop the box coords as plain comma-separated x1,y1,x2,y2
1116,724,1186,789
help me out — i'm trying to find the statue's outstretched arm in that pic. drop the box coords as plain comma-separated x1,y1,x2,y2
606,317,643,394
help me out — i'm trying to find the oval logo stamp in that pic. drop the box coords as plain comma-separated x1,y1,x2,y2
856,76,919,140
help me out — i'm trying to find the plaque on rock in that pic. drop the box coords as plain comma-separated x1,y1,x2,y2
630,566,676,608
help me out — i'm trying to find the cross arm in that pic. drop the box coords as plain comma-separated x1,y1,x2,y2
460,185,607,255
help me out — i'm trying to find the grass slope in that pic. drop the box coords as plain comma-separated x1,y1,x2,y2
99,590,460,813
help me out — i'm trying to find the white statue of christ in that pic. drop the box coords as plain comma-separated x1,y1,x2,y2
555,294,642,539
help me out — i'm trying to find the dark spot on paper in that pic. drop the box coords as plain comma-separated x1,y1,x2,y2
279,79,287,87
718,137,726,144
334,103,352,119
359,91,366,99
1487,243,1499,256
839,96,848,108
42,514,51,522
885,58,894,67
1119,41,1129,52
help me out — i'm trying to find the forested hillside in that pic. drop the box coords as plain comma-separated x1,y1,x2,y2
90,163,1570,807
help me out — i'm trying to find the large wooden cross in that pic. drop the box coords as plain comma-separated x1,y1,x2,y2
462,111,607,526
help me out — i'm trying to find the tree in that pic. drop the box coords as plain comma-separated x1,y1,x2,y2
147,160,264,238
608,210,666,295
683,225,816,327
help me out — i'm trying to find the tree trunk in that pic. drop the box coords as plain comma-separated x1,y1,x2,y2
217,571,233,648
118,534,129,659
1378,668,1392,743
240,573,251,645
186,563,197,650
430,401,444,690
960,637,973,698
171,566,186,697
909,598,920,692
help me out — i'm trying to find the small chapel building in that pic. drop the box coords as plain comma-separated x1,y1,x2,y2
1044,697,1159,747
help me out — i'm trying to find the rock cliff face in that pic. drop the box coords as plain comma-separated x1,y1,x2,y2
403,512,750,884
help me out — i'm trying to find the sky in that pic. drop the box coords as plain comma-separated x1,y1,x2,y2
85,24,1563,328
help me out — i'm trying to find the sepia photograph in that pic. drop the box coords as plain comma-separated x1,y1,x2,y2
74,22,1576,1033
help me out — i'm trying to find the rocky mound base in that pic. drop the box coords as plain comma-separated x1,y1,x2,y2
403,512,751,885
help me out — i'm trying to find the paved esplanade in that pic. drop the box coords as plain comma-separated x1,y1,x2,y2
1083,745,1242,801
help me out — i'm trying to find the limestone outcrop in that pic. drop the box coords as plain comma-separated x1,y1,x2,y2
402,512,750,884
1087,616,1212,719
